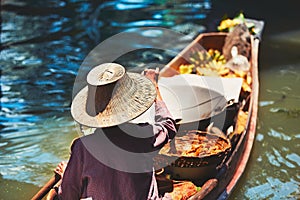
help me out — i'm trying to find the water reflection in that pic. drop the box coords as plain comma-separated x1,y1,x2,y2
1,0,211,191
232,65,300,199
245,177,299,200
1,0,300,199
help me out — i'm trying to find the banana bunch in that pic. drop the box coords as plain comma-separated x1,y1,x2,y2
218,18,243,32
218,12,256,35
179,49,227,76
189,49,226,68
179,64,194,74
178,48,252,92
207,49,226,65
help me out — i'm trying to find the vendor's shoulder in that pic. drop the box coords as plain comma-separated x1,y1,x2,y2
70,135,93,146
78,133,101,146
70,134,97,152
69,137,83,149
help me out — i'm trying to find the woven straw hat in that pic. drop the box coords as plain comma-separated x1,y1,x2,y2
71,63,157,128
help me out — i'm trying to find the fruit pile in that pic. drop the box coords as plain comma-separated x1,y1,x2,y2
178,48,252,93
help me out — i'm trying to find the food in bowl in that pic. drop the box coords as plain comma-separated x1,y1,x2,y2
157,130,231,180
159,130,231,159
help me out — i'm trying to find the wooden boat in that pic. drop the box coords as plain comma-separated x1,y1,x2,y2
32,19,264,200
157,20,264,199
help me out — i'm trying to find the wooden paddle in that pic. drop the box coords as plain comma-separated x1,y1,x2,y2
189,178,218,200
31,173,61,200
188,163,227,199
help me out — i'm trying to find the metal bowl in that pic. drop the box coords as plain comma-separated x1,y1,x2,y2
158,130,231,181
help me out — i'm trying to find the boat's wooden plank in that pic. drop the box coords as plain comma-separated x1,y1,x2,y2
218,37,260,199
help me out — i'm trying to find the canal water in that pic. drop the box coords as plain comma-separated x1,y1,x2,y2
1,0,299,199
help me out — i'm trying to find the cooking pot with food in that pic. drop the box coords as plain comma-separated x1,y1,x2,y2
156,130,231,181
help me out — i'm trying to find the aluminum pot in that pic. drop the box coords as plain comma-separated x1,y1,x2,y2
158,130,231,181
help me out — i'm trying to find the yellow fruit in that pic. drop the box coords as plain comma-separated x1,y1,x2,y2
179,64,194,74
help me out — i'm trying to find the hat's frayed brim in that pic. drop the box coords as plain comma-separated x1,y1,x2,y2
71,73,156,128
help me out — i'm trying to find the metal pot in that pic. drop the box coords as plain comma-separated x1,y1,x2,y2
157,130,231,181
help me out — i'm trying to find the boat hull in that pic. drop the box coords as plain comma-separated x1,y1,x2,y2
159,32,260,199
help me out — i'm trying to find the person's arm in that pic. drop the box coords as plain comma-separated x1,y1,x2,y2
46,179,62,200
143,69,177,148
46,161,67,200
152,100,177,148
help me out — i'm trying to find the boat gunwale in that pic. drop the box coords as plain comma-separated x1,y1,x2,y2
216,37,260,200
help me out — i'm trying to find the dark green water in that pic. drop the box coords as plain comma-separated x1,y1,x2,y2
1,0,299,199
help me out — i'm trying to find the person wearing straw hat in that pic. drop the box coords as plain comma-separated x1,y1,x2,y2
47,63,177,200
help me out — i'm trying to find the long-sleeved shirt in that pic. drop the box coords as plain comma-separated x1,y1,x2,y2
58,100,177,200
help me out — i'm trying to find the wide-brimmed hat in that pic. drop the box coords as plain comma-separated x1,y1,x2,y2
71,63,157,128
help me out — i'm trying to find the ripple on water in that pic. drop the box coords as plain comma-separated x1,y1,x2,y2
245,177,299,200
264,141,299,170
0,117,77,186
256,133,264,142
259,100,275,107
267,128,292,141
295,134,300,139
286,153,300,167
21,58,43,66
273,148,296,169
266,150,281,167
115,2,148,10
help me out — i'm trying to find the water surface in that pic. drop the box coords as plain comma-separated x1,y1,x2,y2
1,0,299,199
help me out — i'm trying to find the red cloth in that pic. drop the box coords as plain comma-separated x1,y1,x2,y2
58,100,176,200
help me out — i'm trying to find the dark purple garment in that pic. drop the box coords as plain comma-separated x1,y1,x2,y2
58,100,177,200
